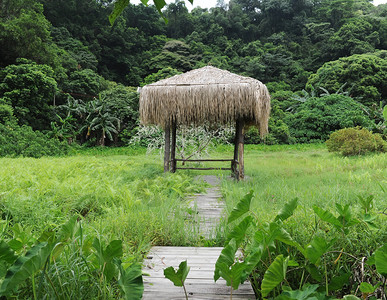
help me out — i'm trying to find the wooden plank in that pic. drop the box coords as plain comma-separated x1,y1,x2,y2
176,167,232,170
175,159,234,162
143,246,255,300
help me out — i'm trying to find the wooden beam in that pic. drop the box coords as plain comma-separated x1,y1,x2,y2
164,125,170,173
176,167,232,171
233,119,245,180
175,159,234,162
170,121,177,173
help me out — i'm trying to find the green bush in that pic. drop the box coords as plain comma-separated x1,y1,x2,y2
326,127,387,156
0,104,13,124
0,123,70,158
286,94,374,143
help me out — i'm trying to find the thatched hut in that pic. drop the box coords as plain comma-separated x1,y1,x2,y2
140,66,271,179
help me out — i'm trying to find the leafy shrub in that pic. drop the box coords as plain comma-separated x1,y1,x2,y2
0,104,13,124
0,123,70,158
286,94,374,143
326,127,387,156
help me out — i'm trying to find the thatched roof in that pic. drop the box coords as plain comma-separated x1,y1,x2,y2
139,66,271,136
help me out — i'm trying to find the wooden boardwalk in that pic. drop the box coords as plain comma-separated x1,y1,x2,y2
143,246,255,299
142,176,255,299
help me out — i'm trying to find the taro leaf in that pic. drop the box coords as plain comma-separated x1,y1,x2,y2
275,198,298,222
217,261,246,290
92,238,123,281
0,242,53,296
261,255,289,298
241,246,263,282
342,295,361,300
214,239,237,281
115,260,144,300
328,272,351,292
305,236,334,265
164,260,190,287
281,283,319,300
104,240,123,262
271,223,305,255
313,206,341,228
359,282,376,293
57,215,79,242
109,0,130,25
228,190,254,224
375,243,387,276
225,216,253,245
306,264,323,282
0,241,17,264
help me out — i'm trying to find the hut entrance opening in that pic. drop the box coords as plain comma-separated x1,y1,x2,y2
162,123,244,179
139,66,271,180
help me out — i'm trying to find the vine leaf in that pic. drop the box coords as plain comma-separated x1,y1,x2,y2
228,190,253,224
261,254,289,298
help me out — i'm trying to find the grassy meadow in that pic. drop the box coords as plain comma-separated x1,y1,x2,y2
1,144,386,253
0,144,386,298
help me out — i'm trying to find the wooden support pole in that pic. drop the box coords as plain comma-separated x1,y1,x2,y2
164,125,171,173
233,119,245,180
171,121,177,173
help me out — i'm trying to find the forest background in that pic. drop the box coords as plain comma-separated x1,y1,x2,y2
1,0,387,155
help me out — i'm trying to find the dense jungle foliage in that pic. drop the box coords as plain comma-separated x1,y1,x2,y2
0,0,387,155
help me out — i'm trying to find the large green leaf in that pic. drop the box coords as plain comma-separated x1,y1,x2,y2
228,190,254,224
359,282,376,293
225,216,253,245
214,239,238,281
163,260,190,287
383,105,387,121
57,215,79,242
0,242,53,296
280,284,319,300
217,261,246,290
305,236,334,265
109,0,130,25
0,241,17,264
116,261,144,300
313,206,341,228
261,255,289,298
328,272,351,292
241,246,263,282
375,243,387,276
275,198,298,222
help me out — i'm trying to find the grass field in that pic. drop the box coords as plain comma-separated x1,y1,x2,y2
1,144,385,254
1,144,386,298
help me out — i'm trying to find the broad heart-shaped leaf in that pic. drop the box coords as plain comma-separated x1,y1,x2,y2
217,261,246,290
57,215,79,242
225,216,253,245
0,241,17,264
275,198,298,222
115,260,144,300
328,272,351,292
261,254,289,298
104,240,123,262
0,242,53,296
269,222,305,256
164,260,190,287
214,239,238,281
313,206,341,228
359,282,376,293
305,236,334,265
375,243,387,276
281,283,319,300
228,190,254,224
109,0,130,25
92,238,123,281
241,246,263,283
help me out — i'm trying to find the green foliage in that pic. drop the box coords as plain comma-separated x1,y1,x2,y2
0,123,70,158
164,260,190,287
0,104,14,124
326,127,387,156
375,244,387,276
261,255,289,297
0,59,57,130
287,95,373,143
141,67,181,86
307,51,387,107
115,261,144,300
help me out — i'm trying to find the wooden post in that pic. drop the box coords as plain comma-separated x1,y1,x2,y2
170,121,177,173
233,119,245,180
164,124,171,173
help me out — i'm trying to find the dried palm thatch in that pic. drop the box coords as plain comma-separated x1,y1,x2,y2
140,66,271,136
